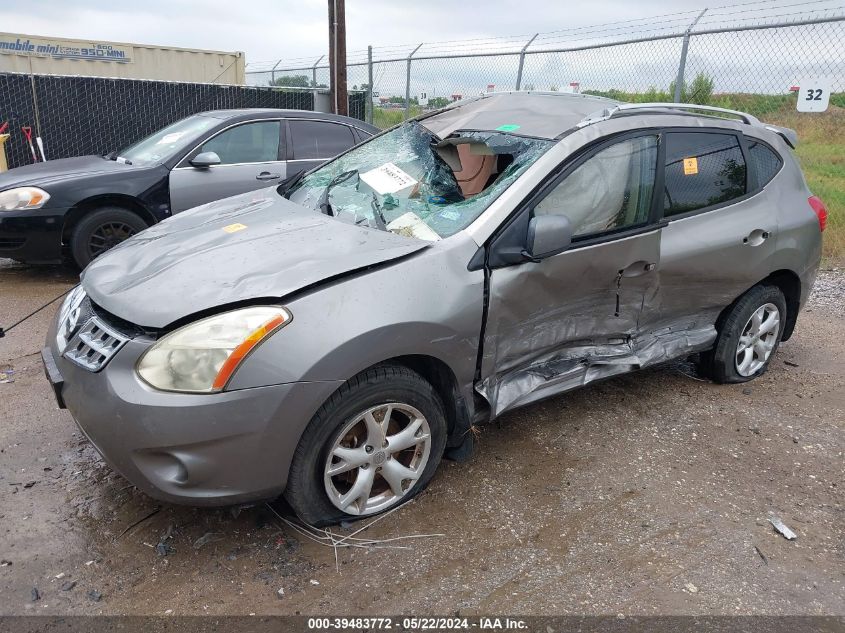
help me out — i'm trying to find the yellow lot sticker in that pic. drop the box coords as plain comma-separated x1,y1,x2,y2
683,157,699,175
222,223,248,233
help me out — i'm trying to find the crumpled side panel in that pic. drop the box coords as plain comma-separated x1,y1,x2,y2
477,323,716,416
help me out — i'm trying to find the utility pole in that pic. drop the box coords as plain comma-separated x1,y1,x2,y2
328,0,348,116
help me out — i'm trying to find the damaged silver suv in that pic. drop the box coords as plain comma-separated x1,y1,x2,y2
43,92,826,525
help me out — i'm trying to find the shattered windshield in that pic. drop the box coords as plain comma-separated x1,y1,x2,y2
286,121,551,240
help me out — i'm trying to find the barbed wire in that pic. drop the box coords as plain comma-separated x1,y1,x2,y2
246,0,845,72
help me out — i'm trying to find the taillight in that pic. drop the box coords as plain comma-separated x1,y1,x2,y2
808,196,827,232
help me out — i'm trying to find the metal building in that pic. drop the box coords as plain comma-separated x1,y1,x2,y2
0,32,245,84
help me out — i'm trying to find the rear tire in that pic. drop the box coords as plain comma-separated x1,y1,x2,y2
284,365,447,527
698,284,787,384
70,206,148,269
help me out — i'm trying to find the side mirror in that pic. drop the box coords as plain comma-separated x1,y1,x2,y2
190,151,221,168
525,214,573,260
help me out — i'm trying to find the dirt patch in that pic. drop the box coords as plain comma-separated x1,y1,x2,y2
1,260,843,615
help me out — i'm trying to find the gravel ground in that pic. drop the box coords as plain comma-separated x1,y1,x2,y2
807,267,845,318
0,260,843,616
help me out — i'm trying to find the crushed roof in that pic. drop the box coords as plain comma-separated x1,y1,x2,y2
420,91,619,140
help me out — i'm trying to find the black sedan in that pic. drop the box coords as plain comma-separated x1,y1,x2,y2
0,109,378,267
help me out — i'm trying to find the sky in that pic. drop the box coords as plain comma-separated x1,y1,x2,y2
3,0,734,65
3,0,841,97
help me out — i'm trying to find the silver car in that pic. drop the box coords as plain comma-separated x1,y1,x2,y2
42,92,826,525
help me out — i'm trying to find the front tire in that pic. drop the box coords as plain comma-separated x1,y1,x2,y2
285,365,447,526
699,284,787,384
70,206,148,269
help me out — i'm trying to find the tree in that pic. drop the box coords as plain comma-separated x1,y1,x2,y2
669,72,714,104
427,96,452,108
269,74,310,88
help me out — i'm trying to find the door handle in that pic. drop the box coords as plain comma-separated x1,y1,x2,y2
620,260,657,278
743,229,770,246
256,172,281,181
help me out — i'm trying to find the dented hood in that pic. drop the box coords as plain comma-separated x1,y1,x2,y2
82,188,428,328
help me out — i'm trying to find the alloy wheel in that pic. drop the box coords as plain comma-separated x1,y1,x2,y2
87,221,137,258
735,302,780,377
324,403,432,516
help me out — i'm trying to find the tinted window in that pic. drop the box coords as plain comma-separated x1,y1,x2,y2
200,121,280,165
535,135,658,238
289,120,356,160
664,132,747,216
747,140,782,188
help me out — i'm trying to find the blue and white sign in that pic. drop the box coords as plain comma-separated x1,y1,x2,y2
0,35,132,63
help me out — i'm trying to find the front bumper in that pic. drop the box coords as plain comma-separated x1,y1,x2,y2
44,323,342,506
0,208,68,263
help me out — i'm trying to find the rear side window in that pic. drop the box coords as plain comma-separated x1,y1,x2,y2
664,132,747,216
747,140,782,188
289,120,356,160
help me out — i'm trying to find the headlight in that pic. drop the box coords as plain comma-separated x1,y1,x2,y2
137,306,291,393
0,187,51,211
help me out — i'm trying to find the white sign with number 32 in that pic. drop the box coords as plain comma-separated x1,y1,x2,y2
797,78,831,112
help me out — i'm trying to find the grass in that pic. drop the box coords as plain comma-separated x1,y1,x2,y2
373,106,422,129
764,107,845,265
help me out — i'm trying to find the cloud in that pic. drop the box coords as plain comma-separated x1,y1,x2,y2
5,0,715,63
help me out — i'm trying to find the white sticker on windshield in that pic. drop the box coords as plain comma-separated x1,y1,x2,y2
361,162,418,195
157,132,185,145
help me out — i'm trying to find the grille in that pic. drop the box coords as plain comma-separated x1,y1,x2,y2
63,317,129,372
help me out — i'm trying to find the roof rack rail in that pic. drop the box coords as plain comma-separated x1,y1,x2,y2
578,102,763,128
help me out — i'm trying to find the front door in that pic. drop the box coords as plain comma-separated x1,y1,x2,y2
480,134,662,415
169,120,285,213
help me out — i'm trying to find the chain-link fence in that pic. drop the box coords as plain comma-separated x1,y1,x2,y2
249,0,844,260
0,74,367,171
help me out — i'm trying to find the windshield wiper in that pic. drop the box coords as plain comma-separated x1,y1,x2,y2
318,169,358,216
278,169,307,198
370,192,387,230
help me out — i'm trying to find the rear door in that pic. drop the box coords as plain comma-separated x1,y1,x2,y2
285,119,359,175
640,129,780,335
480,133,662,415
169,119,285,213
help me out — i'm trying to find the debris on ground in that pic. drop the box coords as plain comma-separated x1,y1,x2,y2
156,525,175,557
87,589,103,602
754,544,769,566
684,582,699,593
60,580,77,591
31,588,41,601
276,587,285,599
192,532,224,550
0,559,11,567
768,515,797,540
0,370,14,384
117,506,161,539
23,481,36,489
784,360,800,367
